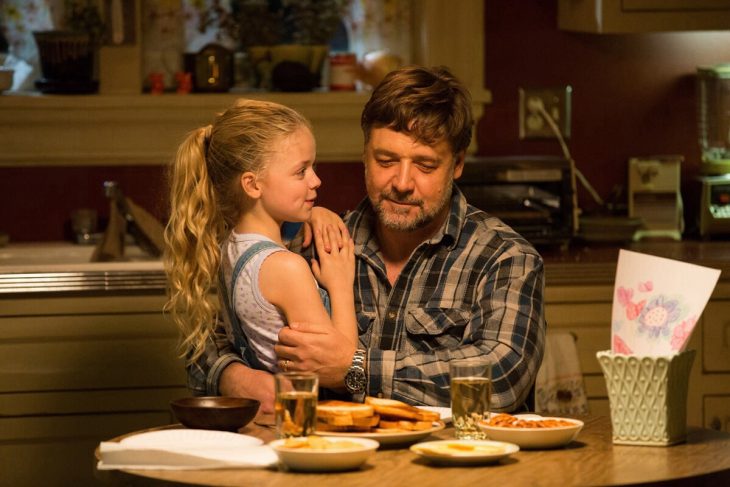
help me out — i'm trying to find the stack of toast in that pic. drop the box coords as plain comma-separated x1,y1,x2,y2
317,396,441,433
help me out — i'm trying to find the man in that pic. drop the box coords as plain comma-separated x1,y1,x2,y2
189,65,546,412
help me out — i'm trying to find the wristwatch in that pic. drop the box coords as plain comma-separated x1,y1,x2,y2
344,349,367,396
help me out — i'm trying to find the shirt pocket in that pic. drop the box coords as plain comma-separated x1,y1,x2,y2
356,311,376,344
405,308,471,350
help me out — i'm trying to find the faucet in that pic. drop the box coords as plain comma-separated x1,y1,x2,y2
103,181,163,257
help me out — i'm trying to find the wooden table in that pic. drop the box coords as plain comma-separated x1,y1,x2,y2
96,415,730,486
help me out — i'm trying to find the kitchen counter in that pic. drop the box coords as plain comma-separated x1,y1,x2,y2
1,240,728,295
541,240,730,286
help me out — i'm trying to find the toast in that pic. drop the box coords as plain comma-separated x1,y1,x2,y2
315,397,440,433
377,419,435,431
364,397,441,422
317,401,374,421
316,400,377,430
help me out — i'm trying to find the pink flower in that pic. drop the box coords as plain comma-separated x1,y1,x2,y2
613,335,633,354
670,317,696,351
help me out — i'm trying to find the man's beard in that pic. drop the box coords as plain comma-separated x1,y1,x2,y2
371,184,453,232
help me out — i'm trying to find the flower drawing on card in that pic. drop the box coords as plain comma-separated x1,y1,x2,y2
616,286,646,321
637,295,681,339
611,249,720,356
613,335,633,355
670,317,697,351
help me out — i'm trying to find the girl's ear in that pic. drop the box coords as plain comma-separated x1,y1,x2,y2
240,171,261,199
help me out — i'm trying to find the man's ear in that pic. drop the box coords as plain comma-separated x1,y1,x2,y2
240,171,261,199
453,152,466,180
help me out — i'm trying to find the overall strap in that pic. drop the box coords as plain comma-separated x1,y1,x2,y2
219,240,283,371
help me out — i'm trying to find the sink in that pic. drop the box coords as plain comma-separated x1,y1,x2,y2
0,242,162,273
0,242,165,295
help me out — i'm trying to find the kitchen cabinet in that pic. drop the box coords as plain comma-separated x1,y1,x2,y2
0,294,187,487
558,0,730,33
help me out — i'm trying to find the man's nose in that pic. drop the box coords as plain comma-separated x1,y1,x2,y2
392,162,415,193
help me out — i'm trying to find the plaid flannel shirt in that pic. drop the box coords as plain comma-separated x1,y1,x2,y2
187,187,546,411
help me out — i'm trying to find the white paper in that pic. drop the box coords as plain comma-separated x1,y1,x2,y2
611,250,720,356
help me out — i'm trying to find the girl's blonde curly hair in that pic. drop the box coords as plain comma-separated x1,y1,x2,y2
164,99,312,365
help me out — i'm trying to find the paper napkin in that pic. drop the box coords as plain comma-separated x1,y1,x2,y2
611,249,720,356
97,429,278,470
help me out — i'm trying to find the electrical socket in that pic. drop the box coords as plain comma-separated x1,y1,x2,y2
518,86,572,139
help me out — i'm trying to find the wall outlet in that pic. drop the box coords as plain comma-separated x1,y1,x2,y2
518,86,572,139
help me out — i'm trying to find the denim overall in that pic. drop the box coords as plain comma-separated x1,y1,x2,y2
219,240,331,372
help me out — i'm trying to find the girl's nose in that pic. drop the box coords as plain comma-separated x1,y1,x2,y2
309,170,322,189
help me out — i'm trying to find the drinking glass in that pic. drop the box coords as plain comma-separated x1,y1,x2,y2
274,372,318,438
70,208,97,244
450,359,492,440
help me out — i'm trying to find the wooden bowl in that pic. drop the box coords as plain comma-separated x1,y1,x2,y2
170,396,260,432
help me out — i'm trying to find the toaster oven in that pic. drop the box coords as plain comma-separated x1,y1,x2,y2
458,156,576,247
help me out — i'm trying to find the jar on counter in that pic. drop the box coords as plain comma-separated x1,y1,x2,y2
329,52,357,91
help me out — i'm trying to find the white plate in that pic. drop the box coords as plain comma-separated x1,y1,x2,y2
120,429,263,449
479,415,584,449
316,421,446,446
410,439,519,465
418,406,452,423
270,436,379,472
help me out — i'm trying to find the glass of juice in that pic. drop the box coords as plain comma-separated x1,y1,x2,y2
450,359,491,439
274,372,318,438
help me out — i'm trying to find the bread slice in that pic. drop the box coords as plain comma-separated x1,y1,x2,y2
317,413,379,430
318,400,374,417
316,400,376,429
364,397,441,422
378,419,434,431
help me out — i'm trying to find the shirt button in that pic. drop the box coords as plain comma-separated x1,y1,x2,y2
387,311,396,319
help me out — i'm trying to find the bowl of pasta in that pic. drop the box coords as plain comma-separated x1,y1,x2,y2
479,413,584,449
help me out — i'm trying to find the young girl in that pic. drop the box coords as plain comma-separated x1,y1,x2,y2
164,100,357,408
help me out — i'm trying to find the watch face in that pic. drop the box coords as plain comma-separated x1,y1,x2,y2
345,369,366,393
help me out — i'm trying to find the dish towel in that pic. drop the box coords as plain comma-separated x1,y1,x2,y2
535,331,589,416
97,429,278,470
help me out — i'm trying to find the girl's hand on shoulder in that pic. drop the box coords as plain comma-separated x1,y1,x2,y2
310,224,355,291
302,207,349,252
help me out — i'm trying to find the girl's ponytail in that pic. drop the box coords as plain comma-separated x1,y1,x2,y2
164,125,224,365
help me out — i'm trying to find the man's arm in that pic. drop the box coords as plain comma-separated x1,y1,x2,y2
186,316,245,396
370,252,546,411
186,316,277,412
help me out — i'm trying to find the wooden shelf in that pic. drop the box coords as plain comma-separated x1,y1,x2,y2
0,0,491,167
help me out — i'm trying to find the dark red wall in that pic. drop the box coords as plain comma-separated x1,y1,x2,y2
480,1,730,233
4,1,730,242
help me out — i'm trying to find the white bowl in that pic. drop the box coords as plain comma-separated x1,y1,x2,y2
270,436,379,472
0,68,14,91
479,414,584,449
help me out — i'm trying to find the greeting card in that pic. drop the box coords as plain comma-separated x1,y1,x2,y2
611,250,721,356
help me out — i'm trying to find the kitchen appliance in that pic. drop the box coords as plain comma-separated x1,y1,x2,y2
698,174,730,237
697,64,730,237
628,156,683,241
697,64,730,175
458,156,576,247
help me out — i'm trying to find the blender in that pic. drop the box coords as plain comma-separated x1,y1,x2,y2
697,64,730,237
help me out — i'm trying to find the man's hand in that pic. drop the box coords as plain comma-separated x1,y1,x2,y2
302,207,349,251
219,363,276,413
275,322,357,388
